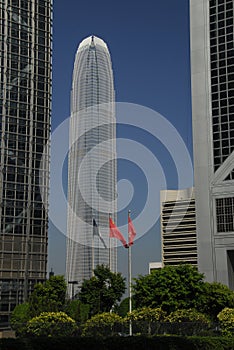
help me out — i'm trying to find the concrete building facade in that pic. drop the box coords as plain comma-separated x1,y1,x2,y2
160,188,197,266
190,0,234,288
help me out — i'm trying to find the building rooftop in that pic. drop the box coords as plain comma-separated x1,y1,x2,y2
78,35,108,51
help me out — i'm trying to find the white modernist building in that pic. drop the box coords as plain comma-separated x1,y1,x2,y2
160,188,197,267
190,0,234,288
66,36,117,290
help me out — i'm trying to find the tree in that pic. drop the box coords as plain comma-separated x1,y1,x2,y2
79,265,126,316
199,282,234,320
29,275,67,317
10,302,31,336
132,264,205,313
64,299,90,324
116,297,136,317
82,312,123,337
26,312,78,337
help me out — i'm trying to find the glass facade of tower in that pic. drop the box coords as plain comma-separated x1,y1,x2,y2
66,36,117,290
0,0,52,325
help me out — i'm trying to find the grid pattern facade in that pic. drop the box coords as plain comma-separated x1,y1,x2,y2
161,189,197,266
216,197,234,232
66,36,117,290
210,0,234,174
0,0,52,326
190,0,234,286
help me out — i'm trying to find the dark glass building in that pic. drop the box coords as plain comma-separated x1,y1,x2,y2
0,0,52,325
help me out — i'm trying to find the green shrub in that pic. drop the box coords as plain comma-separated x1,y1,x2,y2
164,309,211,336
26,311,78,337
1,336,234,350
82,312,123,337
126,307,166,322
217,307,234,336
125,307,166,335
166,308,210,323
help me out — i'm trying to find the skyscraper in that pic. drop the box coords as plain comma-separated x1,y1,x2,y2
190,0,234,288
66,36,117,291
0,0,52,325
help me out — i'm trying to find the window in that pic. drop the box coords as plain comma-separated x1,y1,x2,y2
216,197,234,232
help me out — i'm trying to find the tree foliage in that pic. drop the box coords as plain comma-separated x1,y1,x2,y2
79,265,126,316
64,299,90,324
82,312,123,337
29,275,67,317
26,312,78,337
116,297,136,317
10,302,31,336
132,265,205,313
199,282,234,320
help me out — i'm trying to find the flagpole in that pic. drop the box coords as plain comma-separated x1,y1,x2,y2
92,218,94,277
128,210,132,336
109,213,111,270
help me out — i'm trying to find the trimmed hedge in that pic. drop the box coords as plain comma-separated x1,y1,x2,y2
0,336,234,350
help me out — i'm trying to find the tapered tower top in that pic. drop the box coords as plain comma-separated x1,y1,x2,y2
78,35,108,51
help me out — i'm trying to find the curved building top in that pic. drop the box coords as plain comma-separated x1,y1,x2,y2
78,35,109,52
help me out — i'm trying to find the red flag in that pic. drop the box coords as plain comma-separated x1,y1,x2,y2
109,217,128,248
128,216,136,246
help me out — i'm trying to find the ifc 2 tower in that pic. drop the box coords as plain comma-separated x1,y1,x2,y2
66,36,117,291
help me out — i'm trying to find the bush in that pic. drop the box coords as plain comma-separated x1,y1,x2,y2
1,336,234,350
82,312,123,337
217,307,234,336
166,309,210,323
164,309,211,336
26,311,78,337
126,307,166,335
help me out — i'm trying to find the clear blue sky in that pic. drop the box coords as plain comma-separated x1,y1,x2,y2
49,0,193,280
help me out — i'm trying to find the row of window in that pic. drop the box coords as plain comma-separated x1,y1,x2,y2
210,21,233,32
212,89,234,99
3,111,50,123
5,43,52,57
6,35,50,47
210,11,233,23
3,52,50,65
1,211,46,221
0,223,47,236
210,5,233,17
